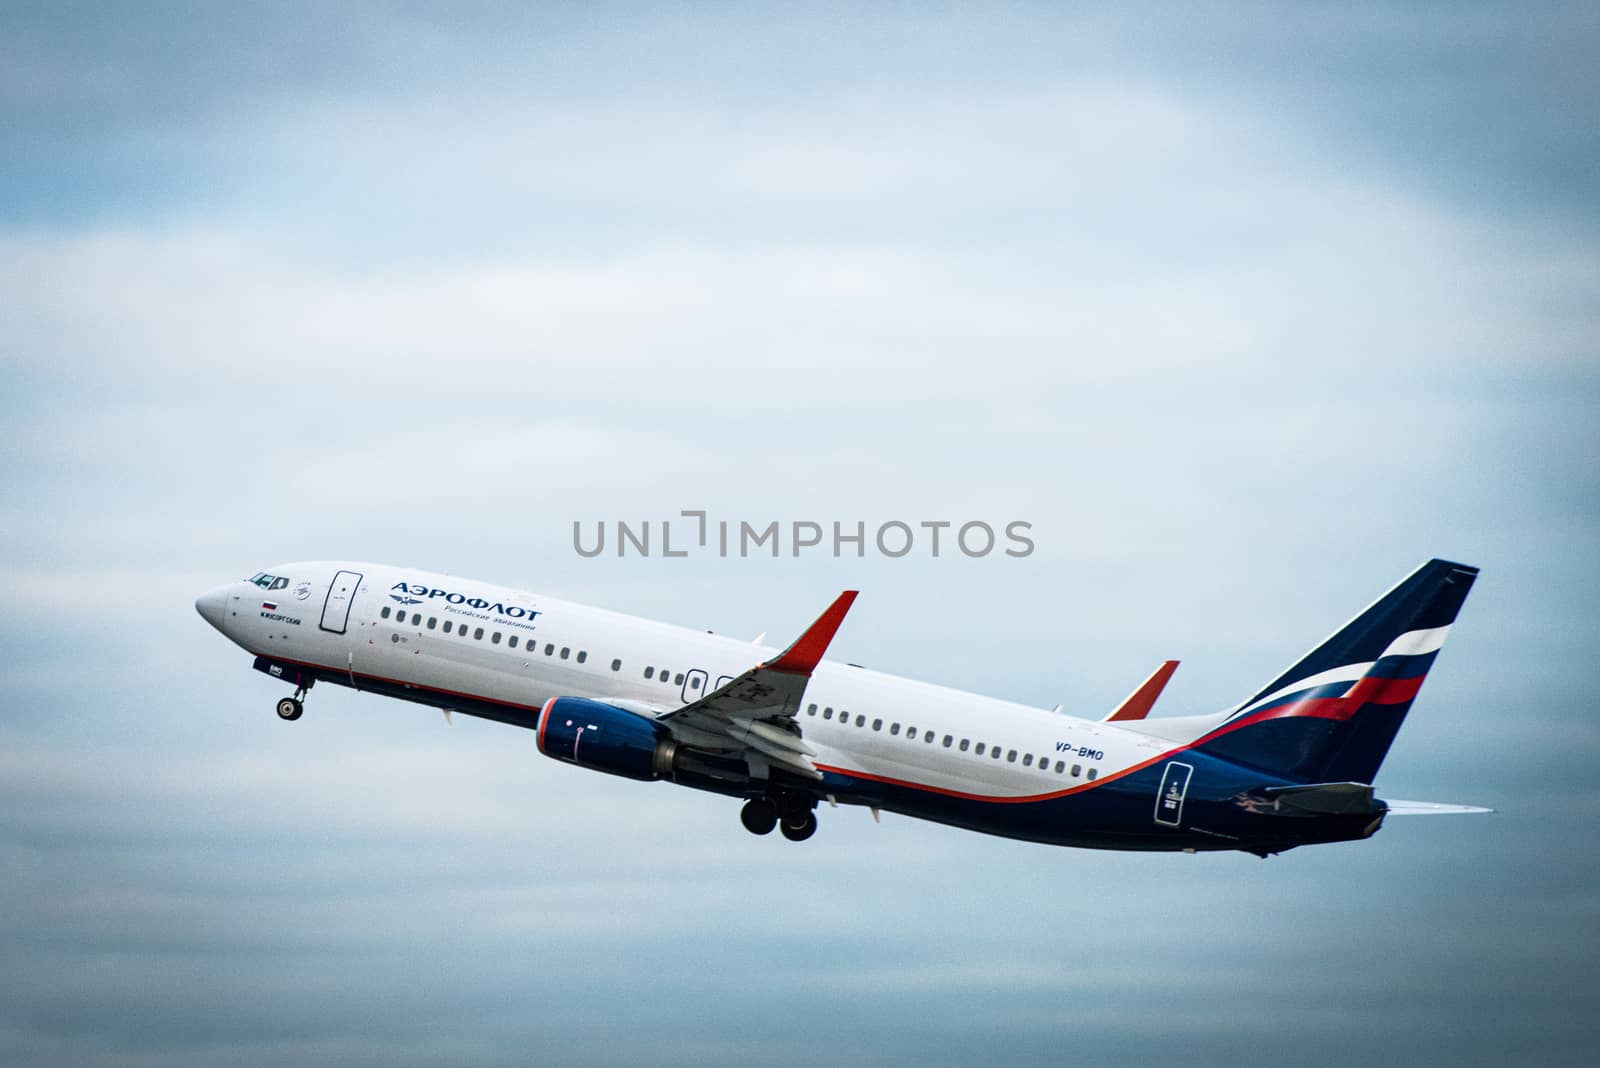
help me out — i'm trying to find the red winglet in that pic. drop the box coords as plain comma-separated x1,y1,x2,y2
764,590,858,676
1105,660,1179,722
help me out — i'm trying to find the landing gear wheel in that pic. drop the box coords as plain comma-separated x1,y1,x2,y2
780,812,817,842
276,697,303,721
778,792,813,823
740,798,778,835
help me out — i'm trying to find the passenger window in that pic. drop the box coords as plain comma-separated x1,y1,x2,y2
1007,750,1017,762
942,735,953,748
427,617,437,630
508,635,518,648
561,647,571,660
992,747,1002,759
807,703,817,716
673,672,682,684
906,726,916,739
975,742,985,755
890,723,900,735
1087,768,1099,781
577,651,587,664
645,666,655,679
925,731,935,743
823,707,833,720
872,718,882,731
442,620,452,633
612,659,622,671
1071,764,1082,777
856,714,865,727
1023,753,1034,766
1055,761,1065,773
959,739,970,752
490,632,500,644
381,606,391,619
546,644,555,656
474,627,484,640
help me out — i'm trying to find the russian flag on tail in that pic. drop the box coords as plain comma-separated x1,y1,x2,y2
1196,559,1478,784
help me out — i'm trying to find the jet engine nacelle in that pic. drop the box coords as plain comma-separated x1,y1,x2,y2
537,696,677,782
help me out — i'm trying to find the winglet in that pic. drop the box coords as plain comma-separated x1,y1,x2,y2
764,591,858,676
1103,660,1179,722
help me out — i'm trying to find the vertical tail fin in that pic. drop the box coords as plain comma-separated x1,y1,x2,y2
1197,559,1478,783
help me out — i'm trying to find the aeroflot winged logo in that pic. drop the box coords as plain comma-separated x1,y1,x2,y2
390,582,542,621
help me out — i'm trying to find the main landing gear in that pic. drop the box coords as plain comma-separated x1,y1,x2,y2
276,680,312,722
740,792,818,842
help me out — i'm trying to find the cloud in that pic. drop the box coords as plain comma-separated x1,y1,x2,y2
2,5,1598,1065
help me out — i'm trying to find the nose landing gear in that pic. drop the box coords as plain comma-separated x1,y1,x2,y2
276,680,312,721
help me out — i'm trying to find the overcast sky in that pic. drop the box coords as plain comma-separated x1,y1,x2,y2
2,4,1597,1065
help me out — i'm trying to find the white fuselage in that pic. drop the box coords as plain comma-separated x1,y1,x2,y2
200,561,1177,803
198,557,1483,854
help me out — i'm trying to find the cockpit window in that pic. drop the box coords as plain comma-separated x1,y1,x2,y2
250,573,286,589
269,577,289,590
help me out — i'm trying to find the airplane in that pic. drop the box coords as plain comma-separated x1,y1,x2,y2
195,558,1489,855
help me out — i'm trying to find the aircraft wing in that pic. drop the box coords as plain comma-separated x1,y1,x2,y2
1103,660,1180,722
655,591,858,781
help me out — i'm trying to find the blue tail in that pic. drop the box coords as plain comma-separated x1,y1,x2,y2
1195,559,1478,784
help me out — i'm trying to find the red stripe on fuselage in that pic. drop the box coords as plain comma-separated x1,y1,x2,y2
813,762,1111,804
256,653,546,718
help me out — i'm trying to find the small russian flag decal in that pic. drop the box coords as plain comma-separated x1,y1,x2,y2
262,601,278,611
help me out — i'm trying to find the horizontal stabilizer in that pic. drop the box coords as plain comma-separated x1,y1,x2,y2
1260,781,1376,815
1383,799,1494,815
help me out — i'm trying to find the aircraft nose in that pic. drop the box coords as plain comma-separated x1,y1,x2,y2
195,585,229,632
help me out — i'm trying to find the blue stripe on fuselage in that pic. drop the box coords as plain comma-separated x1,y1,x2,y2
815,751,1378,853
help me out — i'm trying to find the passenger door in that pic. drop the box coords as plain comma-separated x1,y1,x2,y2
319,570,364,634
